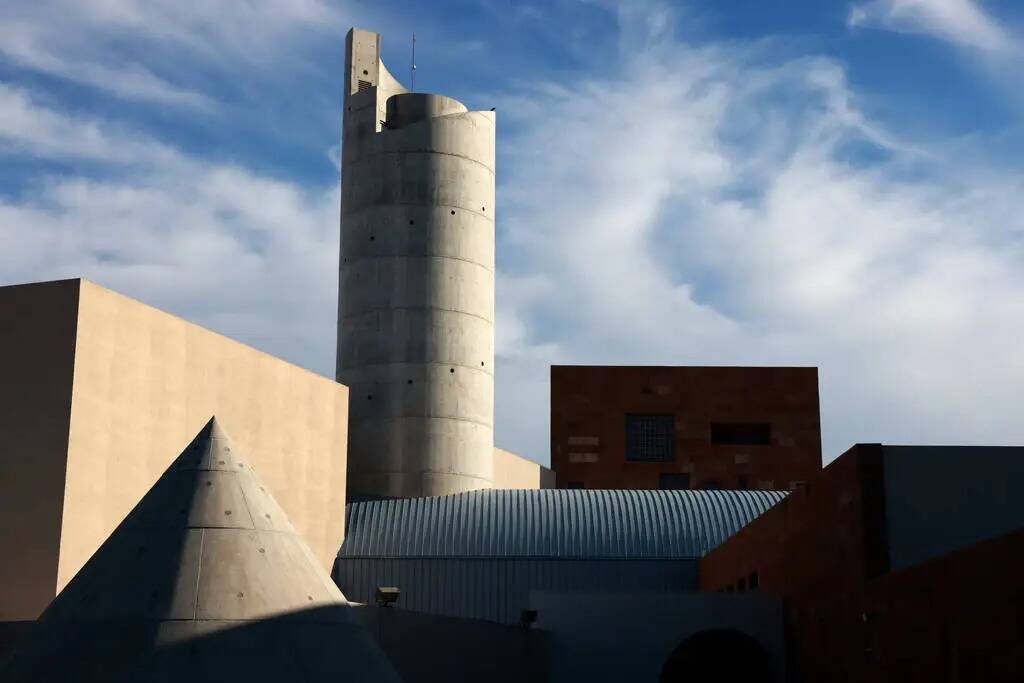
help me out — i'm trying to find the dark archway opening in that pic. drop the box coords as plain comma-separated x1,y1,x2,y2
659,629,773,682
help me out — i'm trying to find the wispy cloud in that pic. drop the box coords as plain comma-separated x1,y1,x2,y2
0,0,347,108
494,3,1024,462
1,0,1022,469
848,0,1018,54
0,86,340,372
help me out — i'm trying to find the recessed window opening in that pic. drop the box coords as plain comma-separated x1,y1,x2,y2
626,414,675,462
711,422,771,445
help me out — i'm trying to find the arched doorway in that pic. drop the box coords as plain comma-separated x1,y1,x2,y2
659,629,773,682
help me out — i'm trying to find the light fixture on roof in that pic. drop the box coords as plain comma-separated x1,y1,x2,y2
376,586,400,607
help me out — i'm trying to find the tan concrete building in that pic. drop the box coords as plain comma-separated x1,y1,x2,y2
0,278,350,621
494,447,555,490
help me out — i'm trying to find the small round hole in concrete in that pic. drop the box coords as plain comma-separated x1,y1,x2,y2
407,379,413,385
218,460,225,465
367,394,373,400
362,69,368,75
308,595,314,601
237,592,244,598
265,513,271,519
409,219,415,225
450,368,455,373
224,510,232,516
259,548,266,554
370,236,375,241
206,481,212,486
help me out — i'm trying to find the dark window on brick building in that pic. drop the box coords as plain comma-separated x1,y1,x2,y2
625,414,675,462
749,571,759,590
566,481,584,489
699,479,721,490
737,476,749,490
659,473,690,490
737,577,747,592
711,422,772,445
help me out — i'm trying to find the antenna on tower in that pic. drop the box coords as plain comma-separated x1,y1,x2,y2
411,32,417,92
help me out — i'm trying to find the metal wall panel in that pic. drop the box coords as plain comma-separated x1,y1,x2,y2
334,558,698,624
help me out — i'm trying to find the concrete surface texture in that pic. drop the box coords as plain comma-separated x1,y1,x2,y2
337,28,496,499
0,278,349,621
492,447,555,489
0,418,400,683
0,279,80,622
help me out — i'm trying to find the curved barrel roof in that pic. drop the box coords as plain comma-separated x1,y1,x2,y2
341,488,787,560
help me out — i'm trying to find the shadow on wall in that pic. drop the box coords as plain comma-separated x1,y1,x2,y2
0,418,398,682
355,604,548,683
2,605,385,682
660,629,774,682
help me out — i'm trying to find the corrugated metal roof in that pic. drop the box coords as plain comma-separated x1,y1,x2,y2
340,489,787,560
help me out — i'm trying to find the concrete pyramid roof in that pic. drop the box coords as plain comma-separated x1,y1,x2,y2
1,417,401,682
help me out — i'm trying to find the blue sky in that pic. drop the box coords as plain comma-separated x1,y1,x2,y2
2,0,1023,465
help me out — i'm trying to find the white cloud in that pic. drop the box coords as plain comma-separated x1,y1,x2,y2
0,0,347,107
848,0,1018,53
493,11,1024,463
2,0,1023,473
0,87,340,375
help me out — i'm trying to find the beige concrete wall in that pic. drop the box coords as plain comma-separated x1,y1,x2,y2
55,280,349,593
0,280,79,620
492,447,554,490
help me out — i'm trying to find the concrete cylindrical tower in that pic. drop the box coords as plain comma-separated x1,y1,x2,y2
337,28,495,499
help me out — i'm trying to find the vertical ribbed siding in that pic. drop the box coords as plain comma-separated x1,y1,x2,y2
342,489,786,560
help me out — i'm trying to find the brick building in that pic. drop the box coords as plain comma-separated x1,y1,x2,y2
699,444,1024,682
550,366,822,491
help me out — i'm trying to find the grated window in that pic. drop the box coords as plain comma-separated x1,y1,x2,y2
358,79,372,92
625,414,675,462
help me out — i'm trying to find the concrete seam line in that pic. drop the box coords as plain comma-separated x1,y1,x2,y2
342,200,495,223
343,150,496,176
339,306,494,325
339,254,495,275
